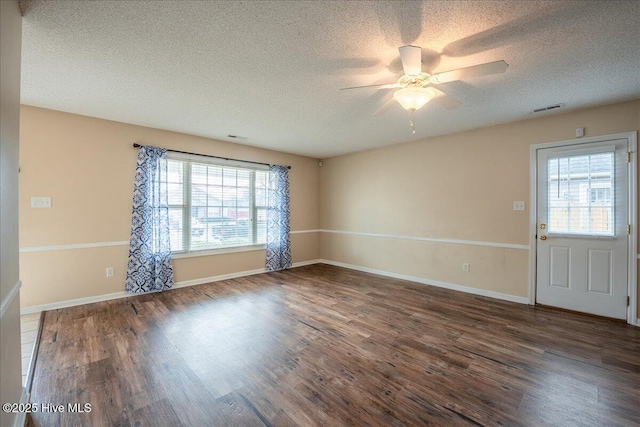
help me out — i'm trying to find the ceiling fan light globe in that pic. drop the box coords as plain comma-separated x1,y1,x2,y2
393,87,435,111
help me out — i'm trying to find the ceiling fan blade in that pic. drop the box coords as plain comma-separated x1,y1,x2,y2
373,92,397,116
430,88,461,110
398,45,422,75
340,82,399,91
431,60,508,84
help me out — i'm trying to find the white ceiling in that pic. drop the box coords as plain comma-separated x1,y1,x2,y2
20,1,640,158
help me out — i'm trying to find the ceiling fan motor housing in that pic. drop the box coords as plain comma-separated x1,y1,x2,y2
398,73,433,88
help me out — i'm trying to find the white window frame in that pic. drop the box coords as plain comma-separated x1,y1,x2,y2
167,153,269,258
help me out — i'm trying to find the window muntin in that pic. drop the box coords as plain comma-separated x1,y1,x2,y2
166,157,268,253
547,152,614,236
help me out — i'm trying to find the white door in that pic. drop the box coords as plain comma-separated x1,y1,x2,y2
536,139,629,319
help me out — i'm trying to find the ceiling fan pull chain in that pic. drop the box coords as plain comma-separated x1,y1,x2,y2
410,109,416,135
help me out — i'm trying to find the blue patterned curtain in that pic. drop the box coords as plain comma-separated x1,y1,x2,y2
266,165,292,271
125,146,174,293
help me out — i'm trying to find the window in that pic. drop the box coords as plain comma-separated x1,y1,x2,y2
166,156,268,253
590,188,611,204
547,152,614,235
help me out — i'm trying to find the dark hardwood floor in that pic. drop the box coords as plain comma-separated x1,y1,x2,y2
29,264,640,426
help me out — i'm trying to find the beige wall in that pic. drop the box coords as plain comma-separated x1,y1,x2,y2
320,100,640,305
18,99,640,320
1,1,24,425
19,106,320,308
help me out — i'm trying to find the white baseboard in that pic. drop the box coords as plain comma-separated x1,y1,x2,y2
173,258,321,288
318,259,530,305
20,259,322,314
287,259,322,268
12,387,29,427
172,268,266,289
20,258,530,314
20,290,130,315
18,257,631,321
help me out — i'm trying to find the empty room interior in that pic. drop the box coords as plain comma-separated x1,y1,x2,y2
2,1,640,426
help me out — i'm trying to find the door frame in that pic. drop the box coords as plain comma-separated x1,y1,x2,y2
528,131,638,325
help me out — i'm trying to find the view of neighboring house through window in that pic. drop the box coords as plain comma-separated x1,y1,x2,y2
547,151,614,235
166,156,268,253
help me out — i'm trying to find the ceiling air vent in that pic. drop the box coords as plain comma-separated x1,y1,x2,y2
227,134,248,141
532,103,564,113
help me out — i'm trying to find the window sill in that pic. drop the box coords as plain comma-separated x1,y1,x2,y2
172,244,266,259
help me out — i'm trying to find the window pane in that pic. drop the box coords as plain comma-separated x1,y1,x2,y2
256,171,268,189
186,163,267,250
208,166,223,185
255,189,267,206
223,169,236,186
237,188,250,207
549,207,569,231
235,210,251,245
168,183,183,205
190,217,206,246
207,207,222,218
167,160,184,183
237,169,250,187
547,152,614,235
168,208,184,251
208,186,223,205
256,207,267,244
590,206,612,233
223,189,237,207
165,160,186,252
191,184,207,206
192,164,207,184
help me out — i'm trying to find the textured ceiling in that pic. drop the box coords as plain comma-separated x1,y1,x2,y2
20,1,640,158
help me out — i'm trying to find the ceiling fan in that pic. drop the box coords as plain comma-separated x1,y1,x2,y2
341,45,508,134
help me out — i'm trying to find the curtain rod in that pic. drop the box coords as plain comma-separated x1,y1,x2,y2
132,143,291,169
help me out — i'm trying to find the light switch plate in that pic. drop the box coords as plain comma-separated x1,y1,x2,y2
31,197,52,208
513,201,525,211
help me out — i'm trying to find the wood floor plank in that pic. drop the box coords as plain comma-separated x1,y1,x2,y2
29,264,640,426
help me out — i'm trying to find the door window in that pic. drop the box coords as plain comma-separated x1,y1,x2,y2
547,152,614,236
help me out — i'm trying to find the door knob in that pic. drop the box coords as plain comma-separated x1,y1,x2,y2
540,224,546,229
539,235,547,240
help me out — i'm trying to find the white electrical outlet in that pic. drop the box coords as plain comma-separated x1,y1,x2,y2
31,196,52,208
513,201,525,211
462,263,470,272
106,267,114,278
